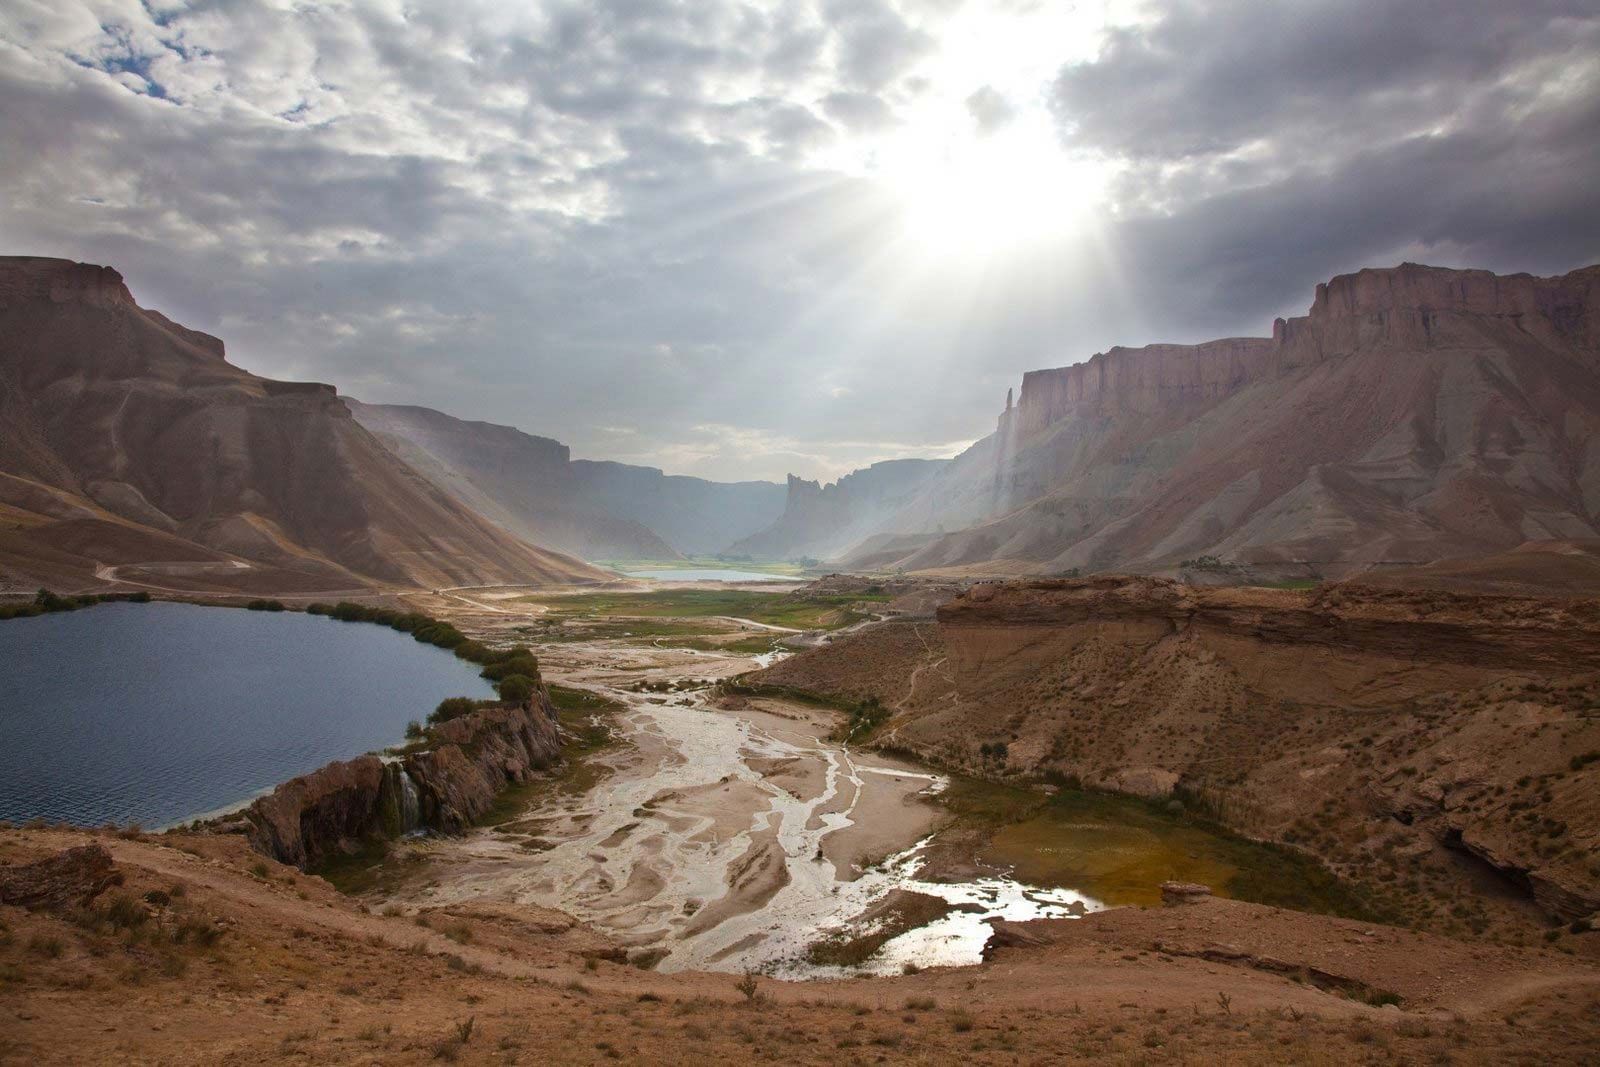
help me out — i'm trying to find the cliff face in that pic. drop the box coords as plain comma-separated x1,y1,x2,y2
348,400,788,559
755,578,1600,922
0,257,607,592
229,689,563,868
728,459,948,562
832,262,1600,579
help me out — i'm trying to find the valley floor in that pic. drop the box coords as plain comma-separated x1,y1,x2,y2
4,575,1600,1063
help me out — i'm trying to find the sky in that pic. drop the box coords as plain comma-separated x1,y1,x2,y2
2,1,1597,484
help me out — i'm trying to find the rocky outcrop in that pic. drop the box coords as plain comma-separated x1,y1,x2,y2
0,843,119,912
223,689,563,868
0,256,608,591
1160,882,1213,907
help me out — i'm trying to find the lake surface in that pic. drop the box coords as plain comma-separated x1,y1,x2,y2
0,602,494,829
620,567,795,582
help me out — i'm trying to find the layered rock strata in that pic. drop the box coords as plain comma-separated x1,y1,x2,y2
755,577,1600,923
219,689,562,868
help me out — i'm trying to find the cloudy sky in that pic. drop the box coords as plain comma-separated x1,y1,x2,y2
3,1,1597,483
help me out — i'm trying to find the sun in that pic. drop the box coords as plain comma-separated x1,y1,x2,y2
878,116,1109,256
812,4,1114,260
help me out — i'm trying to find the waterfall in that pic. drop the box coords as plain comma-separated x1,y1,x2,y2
397,767,421,833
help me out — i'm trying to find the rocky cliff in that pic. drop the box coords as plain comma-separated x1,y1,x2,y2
838,262,1600,580
0,257,607,592
219,689,562,868
754,577,1600,927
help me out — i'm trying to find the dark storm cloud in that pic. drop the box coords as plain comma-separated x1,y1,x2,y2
1052,0,1600,335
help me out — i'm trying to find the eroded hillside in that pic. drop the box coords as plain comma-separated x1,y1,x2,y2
753,577,1600,938
0,258,607,592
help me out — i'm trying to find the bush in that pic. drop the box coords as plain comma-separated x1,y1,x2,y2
480,649,541,684
245,599,286,612
497,675,536,705
429,697,483,725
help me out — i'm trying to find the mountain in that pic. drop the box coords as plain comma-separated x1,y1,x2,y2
835,262,1600,579
344,401,681,562
347,401,787,559
726,460,948,562
0,257,607,592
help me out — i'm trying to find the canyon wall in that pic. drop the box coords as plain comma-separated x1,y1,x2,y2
220,689,563,868
754,578,1600,924
829,262,1600,579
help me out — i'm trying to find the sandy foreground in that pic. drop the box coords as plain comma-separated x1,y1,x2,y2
4,824,1599,1065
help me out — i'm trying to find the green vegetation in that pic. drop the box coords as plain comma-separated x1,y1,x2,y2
667,634,778,654
597,555,810,577
0,588,151,621
429,697,488,725
245,598,286,611
518,587,888,632
838,695,890,743
495,675,536,704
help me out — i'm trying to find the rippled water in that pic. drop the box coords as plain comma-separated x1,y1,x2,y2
0,602,494,829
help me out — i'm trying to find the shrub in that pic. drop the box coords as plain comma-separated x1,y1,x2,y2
104,893,148,930
429,698,483,725
497,675,536,705
479,648,541,683
245,599,286,612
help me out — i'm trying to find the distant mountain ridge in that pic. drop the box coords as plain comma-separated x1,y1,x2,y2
346,401,787,560
0,257,607,592
726,460,949,562
826,262,1600,578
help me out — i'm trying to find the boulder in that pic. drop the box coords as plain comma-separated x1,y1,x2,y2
1160,881,1213,906
0,843,119,911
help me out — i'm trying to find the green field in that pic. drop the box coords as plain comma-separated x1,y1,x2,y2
520,588,889,631
596,556,810,577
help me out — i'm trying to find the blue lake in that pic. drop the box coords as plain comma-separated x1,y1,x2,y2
0,602,494,829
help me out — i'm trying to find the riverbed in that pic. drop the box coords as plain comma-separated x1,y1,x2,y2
368,629,1101,976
